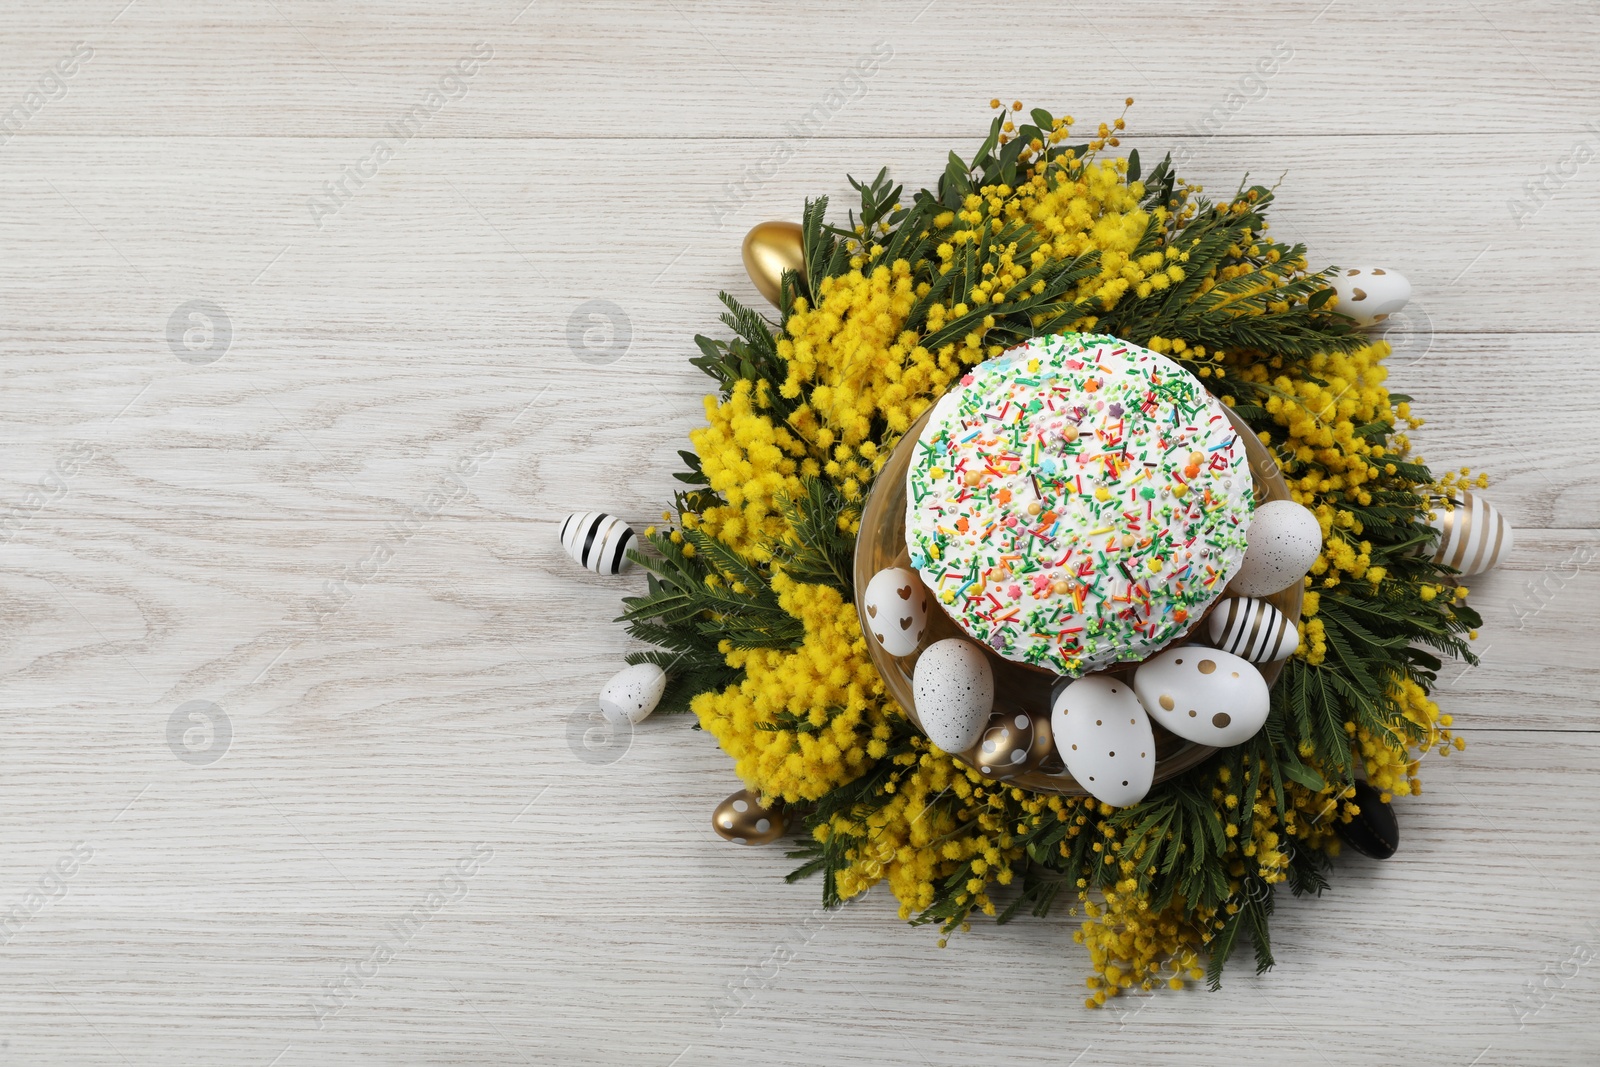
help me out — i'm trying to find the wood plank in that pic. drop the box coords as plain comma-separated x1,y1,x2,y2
0,1,1595,139
0,132,1595,340
0,735,1592,1063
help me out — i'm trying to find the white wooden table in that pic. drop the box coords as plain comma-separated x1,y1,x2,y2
2,2,1597,1063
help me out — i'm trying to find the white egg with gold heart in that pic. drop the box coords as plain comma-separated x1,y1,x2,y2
1329,266,1412,328
862,566,929,657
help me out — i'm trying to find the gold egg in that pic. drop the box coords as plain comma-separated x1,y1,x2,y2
962,704,1054,779
711,789,786,846
741,221,805,306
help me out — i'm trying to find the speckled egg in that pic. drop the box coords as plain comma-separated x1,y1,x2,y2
1207,597,1299,663
598,662,666,724
1428,490,1513,575
1133,646,1270,748
1051,675,1155,807
913,638,993,753
1329,266,1411,328
1230,499,1322,597
862,566,929,657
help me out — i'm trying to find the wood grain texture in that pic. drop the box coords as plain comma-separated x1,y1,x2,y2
2,2,1598,1064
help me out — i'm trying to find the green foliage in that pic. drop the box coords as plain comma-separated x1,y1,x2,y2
689,293,798,418
771,477,858,596
1097,184,1364,363
617,528,802,696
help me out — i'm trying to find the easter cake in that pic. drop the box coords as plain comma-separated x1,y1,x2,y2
904,333,1253,677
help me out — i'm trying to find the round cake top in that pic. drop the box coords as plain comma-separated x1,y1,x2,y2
904,333,1253,677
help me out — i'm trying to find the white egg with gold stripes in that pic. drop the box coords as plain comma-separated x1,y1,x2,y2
1207,597,1299,663
560,511,637,575
1428,491,1513,575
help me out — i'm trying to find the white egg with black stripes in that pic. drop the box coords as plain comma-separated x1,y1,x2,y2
560,511,637,574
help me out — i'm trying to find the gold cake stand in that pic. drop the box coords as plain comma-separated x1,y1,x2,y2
852,399,1303,797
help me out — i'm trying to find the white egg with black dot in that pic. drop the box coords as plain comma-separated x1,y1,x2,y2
598,662,666,724
913,638,993,753
1133,646,1269,748
862,566,929,657
1230,499,1322,597
1050,675,1155,808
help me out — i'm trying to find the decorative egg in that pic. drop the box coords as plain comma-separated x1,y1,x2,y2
1334,780,1398,859
912,638,993,753
1207,597,1299,663
1329,266,1411,328
711,789,786,846
1133,646,1270,748
1051,675,1155,807
598,662,666,724
741,221,805,306
862,567,930,657
1230,499,1322,597
963,704,1053,778
560,511,637,575
1428,490,1513,575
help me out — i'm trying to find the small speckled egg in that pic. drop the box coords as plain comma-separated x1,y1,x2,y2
560,511,637,574
862,566,929,657
1133,646,1270,748
1328,267,1412,328
1230,499,1322,597
1050,675,1155,807
711,789,786,846
598,662,666,724
913,638,993,753
1207,597,1299,663
1428,490,1513,575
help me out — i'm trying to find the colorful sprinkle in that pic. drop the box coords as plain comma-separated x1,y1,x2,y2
904,333,1253,676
